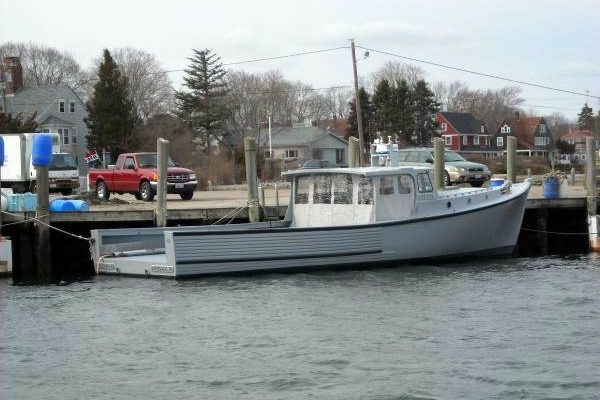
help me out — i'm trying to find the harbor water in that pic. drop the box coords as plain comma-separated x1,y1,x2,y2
1,255,599,399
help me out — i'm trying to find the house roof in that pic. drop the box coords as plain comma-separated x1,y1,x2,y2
439,112,487,134
560,130,592,140
4,86,85,123
252,126,348,147
498,117,545,148
317,118,349,138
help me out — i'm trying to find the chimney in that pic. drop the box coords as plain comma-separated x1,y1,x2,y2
514,111,520,121
2,57,24,96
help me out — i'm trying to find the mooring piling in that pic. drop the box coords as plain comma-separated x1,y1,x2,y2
155,138,169,228
244,137,260,223
585,136,599,250
33,133,53,280
348,136,360,168
433,137,445,190
507,136,517,183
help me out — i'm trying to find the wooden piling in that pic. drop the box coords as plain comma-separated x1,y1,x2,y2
433,138,445,190
244,137,260,223
35,165,51,280
348,137,360,168
585,136,599,250
507,136,517,183
155,138,169,227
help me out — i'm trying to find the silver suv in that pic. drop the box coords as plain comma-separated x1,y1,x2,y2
396,148,491,187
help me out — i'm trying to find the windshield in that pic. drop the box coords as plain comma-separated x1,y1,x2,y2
49,154,78,170
136,154,176,168
444,151,466,162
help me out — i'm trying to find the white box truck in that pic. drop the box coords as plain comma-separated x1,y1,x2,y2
0,133,80,195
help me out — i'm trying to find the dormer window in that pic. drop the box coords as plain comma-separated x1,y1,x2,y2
70,101,76,113
59,100,65,113
540,124,546,133
480,125,485,133
441,122,447,132
500,124,511,134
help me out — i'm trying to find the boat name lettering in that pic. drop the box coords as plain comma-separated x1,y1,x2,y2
151,265,174,274
98,262,116,272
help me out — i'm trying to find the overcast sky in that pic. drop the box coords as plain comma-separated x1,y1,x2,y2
2,0,599,119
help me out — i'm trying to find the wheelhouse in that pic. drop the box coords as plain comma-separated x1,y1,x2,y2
283,167,434,228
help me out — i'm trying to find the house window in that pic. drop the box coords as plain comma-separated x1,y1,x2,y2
474,135,480,146
58,128,69,145
534,137,548,146
285,149,298,158
444,136,452,146
581,154,587,161
441,122,447,132
540,124,546,133
500,124,511,134
42,128,50,133
480,125,485,133
497,137,504,147
70,101,76,113
462,135,468,145
336,149,344,164
71,128,77,144
59,101,65,113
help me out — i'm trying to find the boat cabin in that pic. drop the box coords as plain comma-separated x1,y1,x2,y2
283,167,435,228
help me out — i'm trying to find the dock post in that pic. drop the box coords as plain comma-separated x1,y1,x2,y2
275,182,280,218
348,136,359,168
35,165,51,280
585,137,599,250
507,136,517,183
570,167,576,185
155,138,169,227
433,137,445,190
244,137,260,223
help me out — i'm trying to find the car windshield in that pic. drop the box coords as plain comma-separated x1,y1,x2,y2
49,154,78,170
136,154,176,168
444,151,466,162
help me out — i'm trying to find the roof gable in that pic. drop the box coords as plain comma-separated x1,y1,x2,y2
439,112,487,134
252,126,347,147
4,86,85,121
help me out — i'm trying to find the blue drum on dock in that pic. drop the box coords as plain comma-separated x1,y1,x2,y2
490,178,504,188
50,199,89,212
543,177,559,199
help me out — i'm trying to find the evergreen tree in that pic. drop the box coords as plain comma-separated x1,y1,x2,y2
371,79,394,139
85,49,138,156
391,79,414,144
577,103,594,130
346,87,375,147
411,80,440,146
175,48,230,154
0,112,37,133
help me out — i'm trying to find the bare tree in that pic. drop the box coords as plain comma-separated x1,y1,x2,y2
370,61,426,90
0,41,91,96
109,47,175,119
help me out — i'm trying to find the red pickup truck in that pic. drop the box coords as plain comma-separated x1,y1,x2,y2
88,152,198,201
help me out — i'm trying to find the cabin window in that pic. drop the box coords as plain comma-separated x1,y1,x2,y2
379,176,395,195
313,174,332,204
417,173,433,193
406,152,420,163
396,152,408,162
332,174,352,204
358,177,374,205
295,176,311,204
398,175,414,194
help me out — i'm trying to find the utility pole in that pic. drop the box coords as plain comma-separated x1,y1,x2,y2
350,39,365,167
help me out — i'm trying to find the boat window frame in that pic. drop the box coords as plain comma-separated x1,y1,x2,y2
312,174,332,204
332,173,353,205
357,176,374,205
417,173,433,193
295,175,311,204
379,175,395,196
397,174,415,195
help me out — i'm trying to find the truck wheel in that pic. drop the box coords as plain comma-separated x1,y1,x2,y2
180,191,194,200
139,181,154,202
96,181,110,200
134,192,142,200
61,189,73,196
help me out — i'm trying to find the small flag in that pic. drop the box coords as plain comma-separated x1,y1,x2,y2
84,150,100,164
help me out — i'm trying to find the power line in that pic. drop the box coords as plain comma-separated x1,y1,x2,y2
358,45,600,101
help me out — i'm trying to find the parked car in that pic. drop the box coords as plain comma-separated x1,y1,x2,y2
299,159,329,169
88,152,197,201
395,148,491,187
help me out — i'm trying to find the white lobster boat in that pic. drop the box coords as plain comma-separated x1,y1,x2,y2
89,160,531,278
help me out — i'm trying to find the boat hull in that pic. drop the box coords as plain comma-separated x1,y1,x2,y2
94,183,529,278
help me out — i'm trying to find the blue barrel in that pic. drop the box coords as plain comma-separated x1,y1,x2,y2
543,177,559,199
50,199,89,212
0,136,4,166
32,133,54,166
490,178,504,188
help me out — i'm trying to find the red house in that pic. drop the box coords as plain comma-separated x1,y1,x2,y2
436,112,491,154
